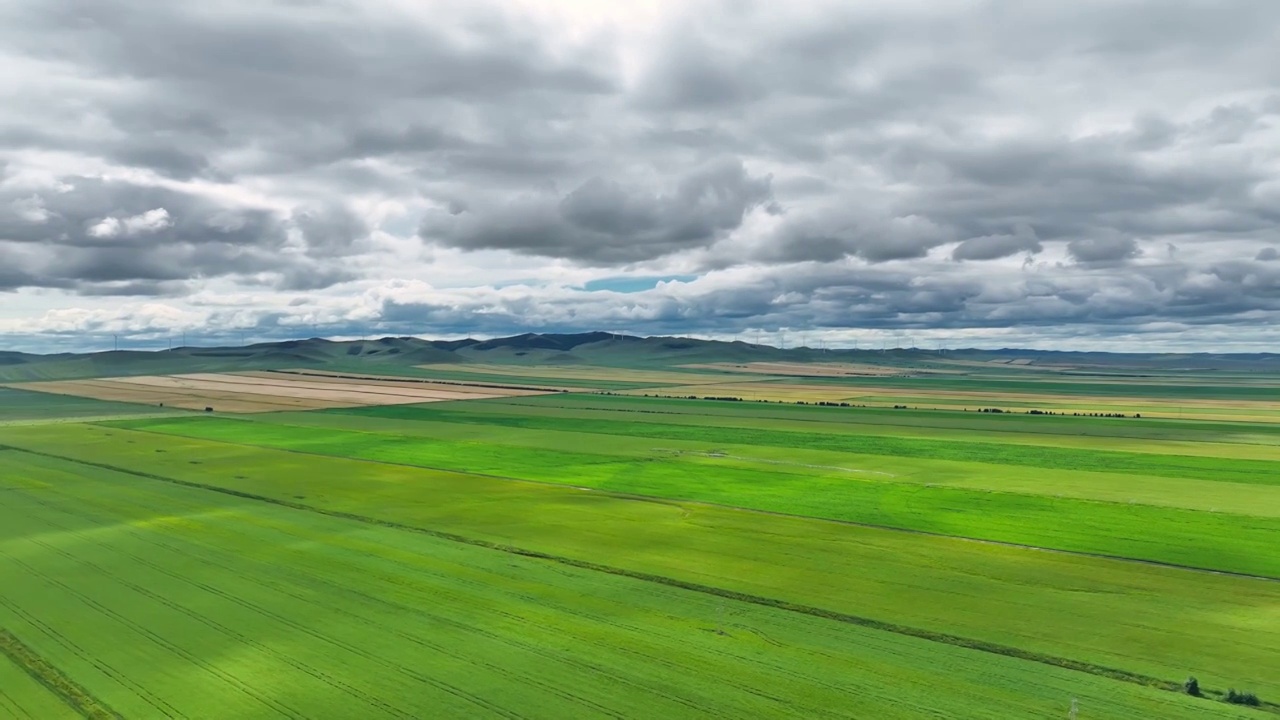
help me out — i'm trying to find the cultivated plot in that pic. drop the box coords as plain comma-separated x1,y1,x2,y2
0,447,1243,719
629,380,1280,421
6,422,1279,705
3,371,552,414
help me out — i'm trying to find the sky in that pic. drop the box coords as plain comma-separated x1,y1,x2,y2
1,0,1279,354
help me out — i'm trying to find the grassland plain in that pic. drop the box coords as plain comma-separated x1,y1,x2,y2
332,402,1280,486
763,373,1280,400
496,392,1280,445
3,424,1279,703
394,393,1280,458
226,409,1280,516
0,450,1249,719
115,410,1280,579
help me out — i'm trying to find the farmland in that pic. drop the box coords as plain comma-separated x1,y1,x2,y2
3,371,553,413
2,336,1279,718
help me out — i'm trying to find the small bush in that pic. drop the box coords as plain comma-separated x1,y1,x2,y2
1225,689,1260,706
1183,676,1200,697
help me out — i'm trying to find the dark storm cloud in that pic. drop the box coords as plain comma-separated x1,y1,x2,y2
420,158,773,263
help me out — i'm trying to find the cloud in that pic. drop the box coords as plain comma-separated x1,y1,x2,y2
1067,236,1141,264
8,195,51,223
1,0,1279,349
85,209,171,239
292,203,370,257
420,157,772,263
953,226,1043,261
760,212,955,264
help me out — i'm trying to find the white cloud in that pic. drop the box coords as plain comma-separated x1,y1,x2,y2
86,217,122,238
122,208,172,234
85,208,171,239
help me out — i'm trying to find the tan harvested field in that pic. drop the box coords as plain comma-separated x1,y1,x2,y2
4,379,327,412
6,372,554,414
419,363,753,386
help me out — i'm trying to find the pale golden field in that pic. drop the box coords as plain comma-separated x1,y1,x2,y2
5,371,551,413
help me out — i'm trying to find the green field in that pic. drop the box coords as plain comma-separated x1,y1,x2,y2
3,346,1280,717
108,402,1280,577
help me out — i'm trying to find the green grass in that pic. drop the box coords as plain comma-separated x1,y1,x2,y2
112,412,1280,578
432,395,1280,459
504,393,1280,443
332,403,1280,486
1,448,1252,719
4,424,1279,705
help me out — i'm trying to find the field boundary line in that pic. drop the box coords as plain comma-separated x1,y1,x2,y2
76,426,1280,584
6,445,1277,714
0,629,123,720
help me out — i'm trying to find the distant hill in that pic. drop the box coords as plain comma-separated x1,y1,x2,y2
1,332,1278,382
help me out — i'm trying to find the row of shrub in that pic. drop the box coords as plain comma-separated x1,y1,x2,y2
1185,677,1261,706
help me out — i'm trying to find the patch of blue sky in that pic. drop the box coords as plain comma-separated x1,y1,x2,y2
581,275,698,293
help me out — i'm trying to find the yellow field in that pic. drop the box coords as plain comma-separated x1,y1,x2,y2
5,371,551,414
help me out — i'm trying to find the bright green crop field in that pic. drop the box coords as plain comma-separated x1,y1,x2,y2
3,368,1279,718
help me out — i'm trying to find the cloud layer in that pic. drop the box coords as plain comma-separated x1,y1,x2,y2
1,0,1278,351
